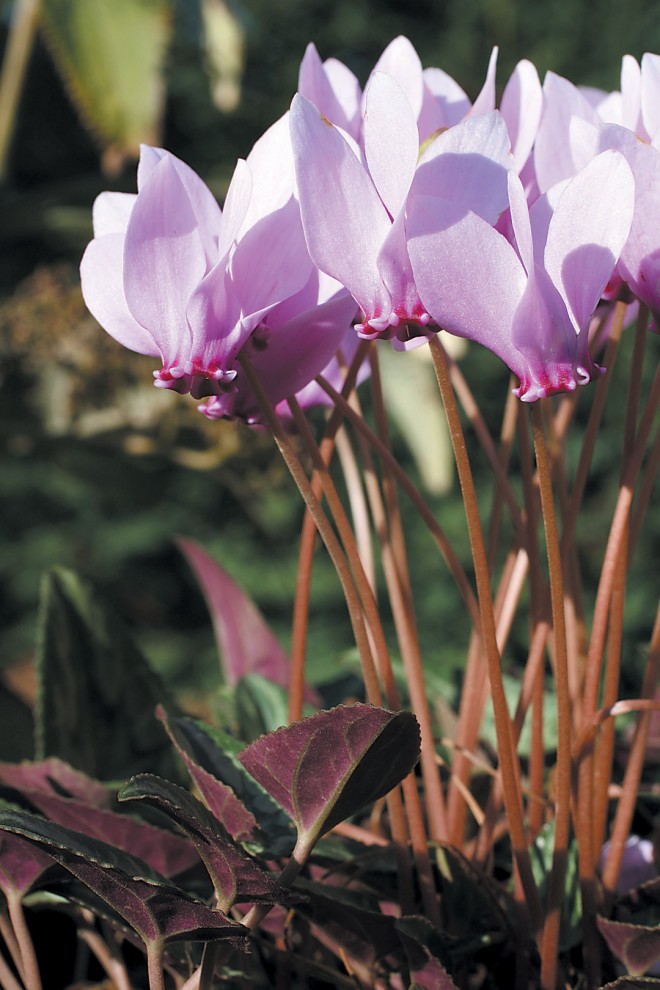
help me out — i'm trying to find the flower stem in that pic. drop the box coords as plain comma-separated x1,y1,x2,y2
7,896,41,990
531,403,573,990
428,335,542,934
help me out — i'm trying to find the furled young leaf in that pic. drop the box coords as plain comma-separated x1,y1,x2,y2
158,708,294,856
177,538,319,704
0,809,246,949
0,758,112,808
39,0,171,162
239,705,420,856
0,684,33,763
35,567,178,781
6,789,198,879
119,774,290,914
598,917,660,977
235,673,290,741
396,917,460,990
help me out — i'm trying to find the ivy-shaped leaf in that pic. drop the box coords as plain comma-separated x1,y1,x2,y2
119,774,290,914
239,704,420,859
35,567,178,782
158,708,294,856
598,916,660,977
0,808,246,956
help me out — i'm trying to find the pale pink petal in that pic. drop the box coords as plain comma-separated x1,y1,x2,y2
544,150,635,334
185,262,244,375
298,44,360,137
534,72,600,192
407,194,525,368
323,58,362,137
290,94,391,322
242,112,296,230
469,47,498,117
363,72,418,219
500,59,542,173
137,146,222,264
414,111,513,224
231,196,313,319
368,36,424,119
621,54,644,134
217,158,252,259
419,66,470,137
377,211,427,323
80,234,160,357
641,53,660,141
92,192,136,237
123,156,207,365
507,170,534,275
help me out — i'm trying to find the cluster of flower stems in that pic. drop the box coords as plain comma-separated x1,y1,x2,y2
237,301,659,990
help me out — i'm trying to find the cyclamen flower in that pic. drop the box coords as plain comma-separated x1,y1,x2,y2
291,87,513,345
81,133,354,419
407,150,635,400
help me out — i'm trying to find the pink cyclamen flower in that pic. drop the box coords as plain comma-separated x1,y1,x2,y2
407,150,635,400
81,137,326,417
291,85,512,345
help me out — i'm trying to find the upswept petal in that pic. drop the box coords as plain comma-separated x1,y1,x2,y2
544,150,635,334
92,192,136,237
323,58,362,137
418,66,470,136
534,72,600,192
414,111,513,224
298,44,360,137
368,36,424,120
230,196,313,320
242,112,296,231
469,47,498,117
377,211,428,325
217,158,252,259
123,156,207,365
290,94,391,322
641,53,660,141
136,146,222,264
621,54,643,134
185,264,244,379
500,60,542,173
507,171,534,275
363,72,419,219
407,194,525,369
80,234,160,357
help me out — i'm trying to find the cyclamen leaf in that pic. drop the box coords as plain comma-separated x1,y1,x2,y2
0,809,245,948
177,538,318,704
158,709,294,856
396,917,460,990
598,916,660,977
0,831,53,898
0,758,112,808
239,704,421,853
11,790,198,879
35,567,178,782
119,774,289,914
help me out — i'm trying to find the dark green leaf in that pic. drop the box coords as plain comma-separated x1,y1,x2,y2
35,567,178,781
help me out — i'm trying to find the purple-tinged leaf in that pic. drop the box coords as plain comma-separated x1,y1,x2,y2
12,790,198,879
119,774,290,914
177,538,318,705
0,758,112,808
239,705,420,854
157,708,293,856
598,916,660,977
0,809,246,949
599,980,660,989
396,917,460,990
0,831,53,898
294,880,400,967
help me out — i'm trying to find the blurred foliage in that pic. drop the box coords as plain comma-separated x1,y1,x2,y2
0,0,658,760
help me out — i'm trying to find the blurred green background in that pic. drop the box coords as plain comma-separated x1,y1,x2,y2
0,0,658,759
